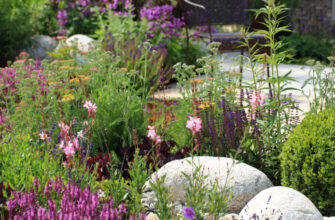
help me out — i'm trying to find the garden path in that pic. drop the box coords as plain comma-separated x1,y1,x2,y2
155,52,324,118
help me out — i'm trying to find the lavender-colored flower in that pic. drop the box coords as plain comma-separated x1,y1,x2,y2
44,180,53,196
57,9,67,26
34,177,39,192
183,206,195,220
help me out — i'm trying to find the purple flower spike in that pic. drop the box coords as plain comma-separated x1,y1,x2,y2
183,206,195,220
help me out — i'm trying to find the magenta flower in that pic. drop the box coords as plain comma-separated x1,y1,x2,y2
83,100,97,118
183,206,195,220
186,116,202,135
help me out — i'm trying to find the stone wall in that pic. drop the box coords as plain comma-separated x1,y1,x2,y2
291,0,334,36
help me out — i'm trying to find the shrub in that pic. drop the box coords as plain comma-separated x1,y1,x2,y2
0,0,47,67
280,33,335,64
281,108,335,215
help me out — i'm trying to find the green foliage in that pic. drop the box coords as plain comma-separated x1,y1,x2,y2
182,158,231,219
0,0,46,66
91,87,148,155
0,135,96,192
280,33,335,64
98,171,129,208
127,149,152,214
149,175,174,219
302,58,335,114
281,108,335,215
238,0,298,185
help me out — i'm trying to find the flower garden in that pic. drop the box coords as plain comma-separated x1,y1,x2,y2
1,0,335,219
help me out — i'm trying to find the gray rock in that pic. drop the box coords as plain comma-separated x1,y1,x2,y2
239,186,323,220
141,156,273,214
26,35,57,60
66,34,94,52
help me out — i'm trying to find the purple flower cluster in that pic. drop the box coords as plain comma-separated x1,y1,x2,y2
198,91,248,155
140,2,185,38
57,9,68,35
193,26,218,39
6,177,137,219
22,60,48,99
183,206,195,220
55,0,133,35
0,68,20,95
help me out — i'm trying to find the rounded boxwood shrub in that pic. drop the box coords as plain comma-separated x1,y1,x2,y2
281,108,335,215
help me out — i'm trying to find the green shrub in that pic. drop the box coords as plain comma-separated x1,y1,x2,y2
0,0,46,66
280,33,335,64
281,108,335,215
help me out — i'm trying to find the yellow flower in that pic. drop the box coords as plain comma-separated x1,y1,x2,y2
56,59,75,63
69,78,80,83
198,101,216,109
229,71,240,76
59,66,75,70
16,134,25,140
18,102,27,107
79,75,90,81
61,94,75,102
48,81,59,85
190,78,204,84
118,67,128,72
69,75,90,83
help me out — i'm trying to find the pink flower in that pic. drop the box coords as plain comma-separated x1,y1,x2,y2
147,125,157,140
73,138,79,149
39,131,48,141
59,140,65,149
147,125,161,143
186,116,202,135
83,100,97,118
249,91,266,119
58,122,70,135
156,135,162,144
250,91,266,111
63,142,75,157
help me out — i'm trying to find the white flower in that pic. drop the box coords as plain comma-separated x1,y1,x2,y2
77,130,84,139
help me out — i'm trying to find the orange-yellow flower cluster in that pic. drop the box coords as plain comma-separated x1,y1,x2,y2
198,101,216,110
69,75,90,83
61,94,75,102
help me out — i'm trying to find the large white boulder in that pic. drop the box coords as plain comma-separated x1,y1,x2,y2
141,156,273,214
239,186,323,220
66,34,94,52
